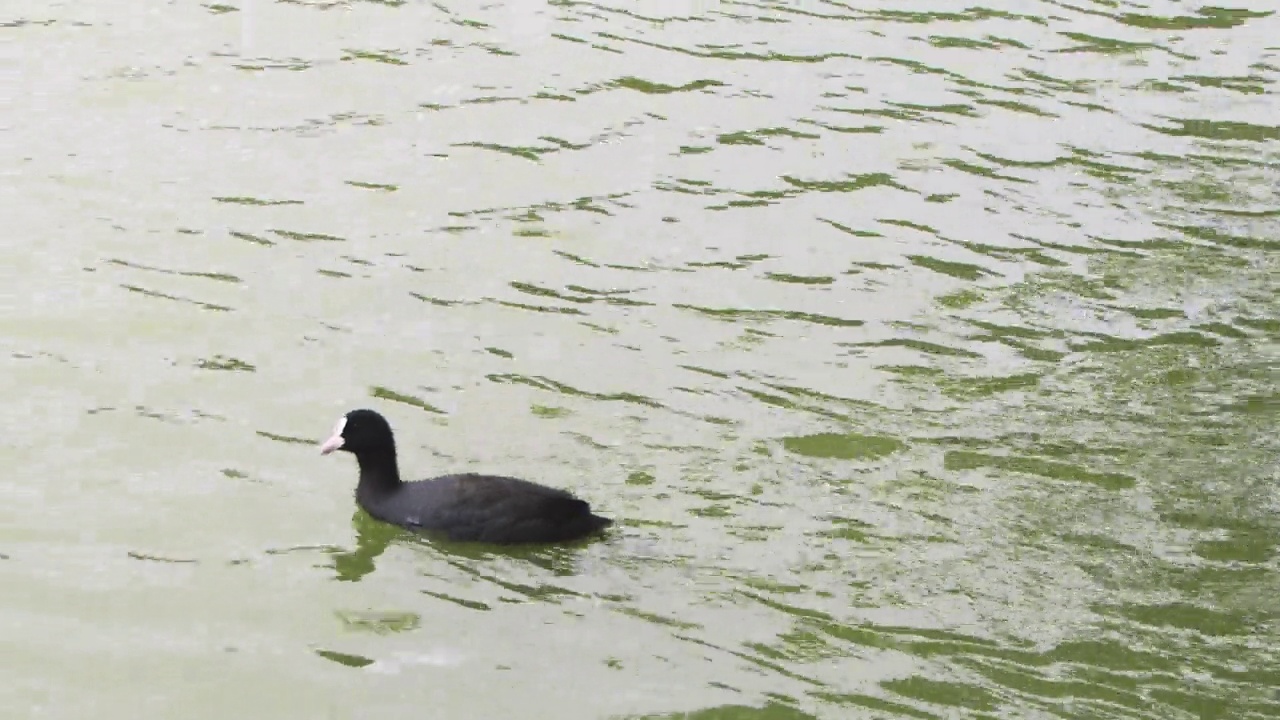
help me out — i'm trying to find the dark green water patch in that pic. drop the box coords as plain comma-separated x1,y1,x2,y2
256,430,314,446
334,610,421,633
631,701,818,719
213,196,303,206
844,338,983,359
674,304,862,327
196,355,256,372
882,676,999,712
1104,601,1255,637
1069,331,1220,352
1116,7,1273,30
935,372,1042,399
120,284,232,312
762,273,834,285
421,590,491,611
487,374,664,408
229,230,275,246
342,48,408,65
943,451,1137,490
108,258,241,283
314,649,374,668
1142,118,1280,142
717,127,821,146
781,172,907,193
907,254,995,280
369,386,446,414
782,433,905,460
809,691,937,719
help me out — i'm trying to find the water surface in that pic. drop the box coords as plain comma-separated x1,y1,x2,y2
4,1,1278,718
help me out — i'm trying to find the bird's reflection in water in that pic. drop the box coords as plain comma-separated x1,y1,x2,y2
328,510,401,582
327,509,609,588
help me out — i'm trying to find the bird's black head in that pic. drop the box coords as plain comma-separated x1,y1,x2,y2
319,408,395,458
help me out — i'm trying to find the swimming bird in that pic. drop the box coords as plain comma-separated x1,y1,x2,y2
320,409,612,544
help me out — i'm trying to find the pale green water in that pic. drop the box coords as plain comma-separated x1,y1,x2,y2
3,1,1278,718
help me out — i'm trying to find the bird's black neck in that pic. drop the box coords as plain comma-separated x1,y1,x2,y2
354,444,401,496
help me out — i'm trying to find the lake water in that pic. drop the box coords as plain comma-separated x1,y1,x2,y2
4,1,1278,718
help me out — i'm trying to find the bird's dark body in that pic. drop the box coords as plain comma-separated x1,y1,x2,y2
357,472,612,544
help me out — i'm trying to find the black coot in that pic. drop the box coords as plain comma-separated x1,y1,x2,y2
320,409,613,544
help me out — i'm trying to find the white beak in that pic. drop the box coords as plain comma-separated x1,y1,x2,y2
319,434,344,455
319,416,347,455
